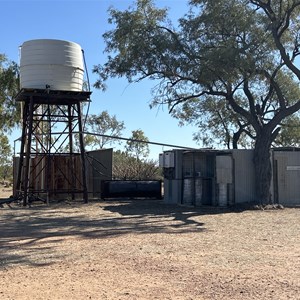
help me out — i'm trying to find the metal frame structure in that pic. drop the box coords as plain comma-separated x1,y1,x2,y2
15,88,91,206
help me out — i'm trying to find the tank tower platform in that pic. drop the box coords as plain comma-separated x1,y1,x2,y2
14,39,91,206
14,88,91,206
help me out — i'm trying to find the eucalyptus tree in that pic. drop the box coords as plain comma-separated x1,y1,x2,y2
0,135,12,181
113,150,161,180
94,0,300,204
0,54,19,180
0,54,19,132
172,69,300,149
85,110,125,149
171,96,255,149
273,114,300,147
125,129,150,160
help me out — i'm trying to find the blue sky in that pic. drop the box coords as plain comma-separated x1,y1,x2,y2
1,0,201,159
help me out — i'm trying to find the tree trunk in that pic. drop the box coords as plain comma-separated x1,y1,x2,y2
232,131,241,149
253,133,273,205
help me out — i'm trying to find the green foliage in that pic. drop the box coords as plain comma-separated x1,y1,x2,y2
125,129,150,160
0,54,19,182
113,129,158,180
113,150,162,180
0,54,20,133
171,96,255,149
94,0,169,90
274,114,300,147
0,135,12,181
58,111,125,153
95,0,300,142
85,111,125,149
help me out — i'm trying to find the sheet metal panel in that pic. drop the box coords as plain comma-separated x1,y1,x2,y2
181,151,216,206
86,149,113,198
216,155,233,184
231,149,256,203
274,151,300,205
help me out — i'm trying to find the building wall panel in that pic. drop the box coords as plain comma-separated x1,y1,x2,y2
231,150,256,203
274,151,300,205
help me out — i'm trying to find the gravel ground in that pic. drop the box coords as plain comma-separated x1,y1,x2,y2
0,194,299,300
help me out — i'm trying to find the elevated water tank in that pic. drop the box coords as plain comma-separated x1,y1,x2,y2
20,39,84,91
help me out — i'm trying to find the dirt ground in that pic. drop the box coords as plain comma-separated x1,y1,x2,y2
0,186,299,300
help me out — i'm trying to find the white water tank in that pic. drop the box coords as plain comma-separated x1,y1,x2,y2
20,39,84,91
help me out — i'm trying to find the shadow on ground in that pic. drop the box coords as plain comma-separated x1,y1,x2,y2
0,199,217,268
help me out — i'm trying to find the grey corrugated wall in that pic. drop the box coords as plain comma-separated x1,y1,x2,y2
231,150,257,203
274,151,300,205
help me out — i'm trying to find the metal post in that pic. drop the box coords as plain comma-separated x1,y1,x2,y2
68,104,75,200
77,102,88,203
22,97,34,206
15,103,29,198
14,89,92,206
45,103,51,205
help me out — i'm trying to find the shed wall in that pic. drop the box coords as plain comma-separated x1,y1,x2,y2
274,151,300,205
86,148,113,198
163,150,183,204
163,149,300,207
231,150,257,203
13,149,113,200
13,154,84,199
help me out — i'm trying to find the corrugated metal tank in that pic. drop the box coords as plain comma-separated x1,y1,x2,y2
20,39,84,91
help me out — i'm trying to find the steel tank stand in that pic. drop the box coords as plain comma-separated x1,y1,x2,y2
14,88,91,206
